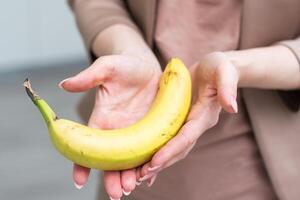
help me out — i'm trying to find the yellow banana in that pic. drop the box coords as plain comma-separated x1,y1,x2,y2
24,58,192,170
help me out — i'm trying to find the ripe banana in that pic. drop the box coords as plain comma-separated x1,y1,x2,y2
24,58,192,170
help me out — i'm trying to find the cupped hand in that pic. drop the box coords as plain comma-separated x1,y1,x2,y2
137,52,240,186
59,54,161,200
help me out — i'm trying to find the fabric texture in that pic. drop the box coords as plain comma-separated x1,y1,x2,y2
68,0,140,50
154,0,242,67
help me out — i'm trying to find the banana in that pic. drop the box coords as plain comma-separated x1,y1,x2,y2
24,58,192,170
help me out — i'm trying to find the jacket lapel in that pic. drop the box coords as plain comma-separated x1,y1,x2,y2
243,89,300,200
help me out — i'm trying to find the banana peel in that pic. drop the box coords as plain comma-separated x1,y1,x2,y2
24,58,192,170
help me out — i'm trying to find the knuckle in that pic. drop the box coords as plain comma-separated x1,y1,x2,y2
151,157,162,168
181,132,195,147
104,64,116,76
153,148,170,165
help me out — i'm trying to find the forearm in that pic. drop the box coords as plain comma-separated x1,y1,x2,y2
92,25,160,69
227,45,300,90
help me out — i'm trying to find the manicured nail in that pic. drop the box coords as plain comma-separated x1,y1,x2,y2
136,181,142,186
122,189,131,196
58,78,71,89
138,173,154,182
109,197,120,200
74,182,83,189
230,97,238,113
148,165,161,172
147,175,157,187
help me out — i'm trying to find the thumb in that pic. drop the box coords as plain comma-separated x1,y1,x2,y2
215,58,239,113
59,57,115,92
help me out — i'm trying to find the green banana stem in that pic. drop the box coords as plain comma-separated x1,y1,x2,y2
23,79,57,125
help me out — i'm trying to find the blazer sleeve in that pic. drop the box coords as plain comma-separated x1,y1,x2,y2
277,36,300,112
68,0,140,53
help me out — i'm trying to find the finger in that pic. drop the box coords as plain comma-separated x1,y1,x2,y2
140,102,220,182
73,164,90,189
147,174,157,187
135,167,142,185
103,171,123,200
138,129,196,183
215,58,239,113
139,101,220,181
140,141,197,183
149,121,201,169
121,169,136,195
139,162,153,182
59,57,115,92
163,141,196,169
139,162,158,182
148,101,219,170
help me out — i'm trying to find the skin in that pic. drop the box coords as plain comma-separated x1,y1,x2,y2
60,25,300,200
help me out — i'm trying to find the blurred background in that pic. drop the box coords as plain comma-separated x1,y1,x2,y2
0,0,99,199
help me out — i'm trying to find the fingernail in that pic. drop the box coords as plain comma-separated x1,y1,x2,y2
148,165,161,172
58,78,71,89
136,181,142,186
109,197,120,200
138,173,154,182
122,189,131,196
147,175,157,187
230,97,238,113
74,182,84,189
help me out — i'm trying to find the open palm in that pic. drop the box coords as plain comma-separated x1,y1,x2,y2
60,54,161,199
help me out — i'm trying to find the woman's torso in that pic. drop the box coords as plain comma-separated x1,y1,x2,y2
123,0,277,199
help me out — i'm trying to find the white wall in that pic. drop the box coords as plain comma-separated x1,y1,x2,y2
0,0,88,72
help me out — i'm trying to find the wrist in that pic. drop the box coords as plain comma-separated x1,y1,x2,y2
225,46,300,89
224,51,250,88
92,24,161,71
120,46,161,71
92,24,149,56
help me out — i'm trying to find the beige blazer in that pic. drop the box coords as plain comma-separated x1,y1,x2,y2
69,0,300,199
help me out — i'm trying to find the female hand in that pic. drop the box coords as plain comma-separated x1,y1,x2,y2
137,52,240,186
59,54,161,200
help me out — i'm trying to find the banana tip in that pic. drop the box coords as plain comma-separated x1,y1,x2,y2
23,78,30,88
23,78,40,102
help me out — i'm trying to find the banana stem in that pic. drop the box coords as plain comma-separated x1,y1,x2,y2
23,79,57,125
